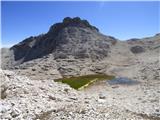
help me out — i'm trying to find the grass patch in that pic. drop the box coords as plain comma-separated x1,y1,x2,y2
54,74,115,90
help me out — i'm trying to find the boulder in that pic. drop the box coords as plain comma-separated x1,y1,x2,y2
130,46,145,54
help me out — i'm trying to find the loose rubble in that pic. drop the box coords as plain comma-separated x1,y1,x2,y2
1,69,159,120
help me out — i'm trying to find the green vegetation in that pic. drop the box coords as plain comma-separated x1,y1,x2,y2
54,74,115,90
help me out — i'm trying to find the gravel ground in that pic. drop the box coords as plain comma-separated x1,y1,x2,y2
1,70,159,120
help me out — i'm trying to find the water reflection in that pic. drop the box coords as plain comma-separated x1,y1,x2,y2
107,77,140,85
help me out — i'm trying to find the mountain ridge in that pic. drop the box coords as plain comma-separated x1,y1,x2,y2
9,17,116,64
1,17,160,81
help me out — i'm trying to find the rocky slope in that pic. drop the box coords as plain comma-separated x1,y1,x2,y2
1,17,160,119
1,69,159,120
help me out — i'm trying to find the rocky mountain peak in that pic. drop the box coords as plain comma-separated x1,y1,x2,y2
8,17,116,64
48,17,99,35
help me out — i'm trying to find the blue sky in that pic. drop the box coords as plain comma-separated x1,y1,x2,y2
1,1,160,47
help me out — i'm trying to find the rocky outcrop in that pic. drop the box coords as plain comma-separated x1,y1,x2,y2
130,46,145,54
48,17,99,35
10,17,116,64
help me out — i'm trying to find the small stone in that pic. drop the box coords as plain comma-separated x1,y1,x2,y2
11,108,20,118
99,93,106,99
97,99,106,103
69,112,73,115
111,86,119,89
156,109,159,112
4,70,14,77
48,95,56,100
48,84,53,87
80,110,86,114
0,105,11,113
85,101,89,104
4,114,12,119
69,97,78,100
39,87,45,90
138,98,142,100
32,68,36,71
157,91,160,93
64,88,69,93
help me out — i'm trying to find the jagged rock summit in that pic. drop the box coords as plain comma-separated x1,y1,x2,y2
10,17,116,64
48,17,99,34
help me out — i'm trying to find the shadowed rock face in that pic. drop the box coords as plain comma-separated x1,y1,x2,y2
10,17,116,63
130,46,145,54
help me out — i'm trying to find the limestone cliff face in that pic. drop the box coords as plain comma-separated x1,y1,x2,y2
10,17,116,63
